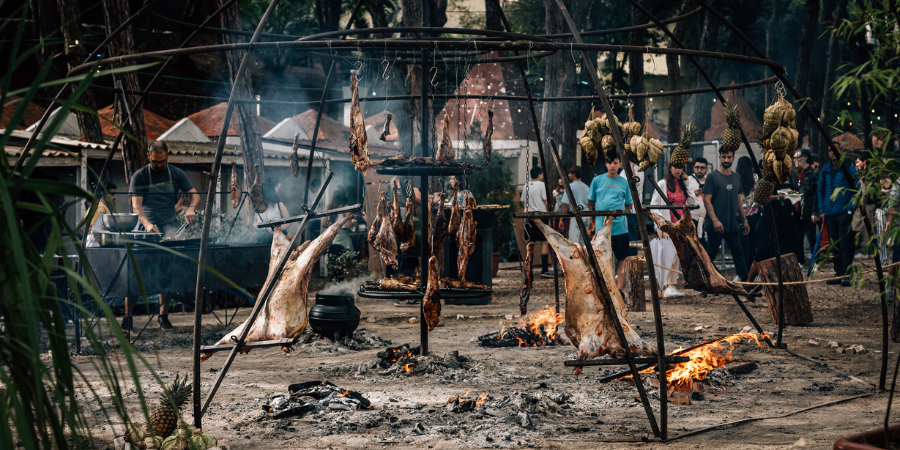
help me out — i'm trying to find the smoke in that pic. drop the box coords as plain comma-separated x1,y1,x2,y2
318,274,375,296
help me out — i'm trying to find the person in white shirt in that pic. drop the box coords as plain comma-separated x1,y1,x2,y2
520,166,552,277
650,163,699,297
560,166,590,246
690,157,709,245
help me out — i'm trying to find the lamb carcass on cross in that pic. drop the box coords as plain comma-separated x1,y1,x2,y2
534,219,655,374
200,215,353,361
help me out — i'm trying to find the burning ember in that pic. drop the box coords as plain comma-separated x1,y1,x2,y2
445,392,492,413
478,306,565,348
639,333,766,389
375,345,472,377
263,381,371,418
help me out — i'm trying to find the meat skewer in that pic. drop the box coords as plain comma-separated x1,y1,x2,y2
400,194,417,253
380,112,392,141
200,216,353,360
646,209,747,296
456,195,477,281
229,161,240,208
423,255,441,331
533,219,655,374
348,73,371,174
372,191,399,267
483,110,493,165
436,114,455,162
520,241,535,315
290,133,300,178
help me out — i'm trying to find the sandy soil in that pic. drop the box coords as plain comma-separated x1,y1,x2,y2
70,258,898,449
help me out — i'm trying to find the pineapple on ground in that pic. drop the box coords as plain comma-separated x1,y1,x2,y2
723,103,742,153
670,123,699,168
151,374,192,438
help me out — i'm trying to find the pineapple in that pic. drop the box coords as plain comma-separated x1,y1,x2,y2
670,123,699,168
723,104,742,153
151,374,192,438
754,176,775,206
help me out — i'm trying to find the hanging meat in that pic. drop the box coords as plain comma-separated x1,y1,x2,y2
290,133,300,178
372,191,398,267
423,255,441,331
428,193,449,276
647,209,747,297
436,114,455,162
447,186,462,242
229,161,240,208
400,194,417,253
519,241,535,315
368,191,385,244
380,112,392,141
200,216,353,361
249,164,267,214
348,73,371,174
390,183,405,241
483,110,493,165
534,220,655,374
456,195,477,281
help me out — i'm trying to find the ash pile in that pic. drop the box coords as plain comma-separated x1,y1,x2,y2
370,344,473,377
294,327,392,352
263,381,372,419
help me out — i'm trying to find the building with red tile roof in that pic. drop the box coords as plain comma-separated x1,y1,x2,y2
187,102,275,138
97,105,177,140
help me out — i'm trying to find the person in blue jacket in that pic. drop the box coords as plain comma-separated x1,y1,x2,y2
817,141,859,286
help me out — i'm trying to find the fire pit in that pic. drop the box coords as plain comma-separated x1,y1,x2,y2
478,306,565,348
375,344,472,376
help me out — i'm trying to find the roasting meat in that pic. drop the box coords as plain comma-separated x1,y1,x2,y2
348,73,371,174
436,114,455,162
230,161,240,208
380,113,392,141
484,110,493,165
390,183,405,241
520,241,535,315
456,195,477,281
534,220,655,374
647,209,747,297
428,193,449,276
368,192,385,244
249,164,267,214
441,278,490,290
447,186,462,242
290,133,300,178
423,255,441,331
400,195,417,253
200,216,353,361
379,276,418,291
372,192,398,267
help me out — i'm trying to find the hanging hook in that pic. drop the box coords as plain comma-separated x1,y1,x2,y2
404,178,412,197
382,59,392,80
430,66,439,87
354,61,365,82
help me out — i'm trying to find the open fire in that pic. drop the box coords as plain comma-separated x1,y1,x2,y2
639,333,766,389
446,392,492,413
478,305,565,348
377,344,420,375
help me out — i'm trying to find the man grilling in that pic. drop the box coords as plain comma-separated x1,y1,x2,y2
121,141,200,330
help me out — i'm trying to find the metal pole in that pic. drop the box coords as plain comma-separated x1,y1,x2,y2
420,175,429,355
192,0,284,428
549,0,667,438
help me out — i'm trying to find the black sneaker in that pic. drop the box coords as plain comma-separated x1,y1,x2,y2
157,314,173,329
826,278,842,285
540,270,555,279
841,278,852,287
120,316,133,331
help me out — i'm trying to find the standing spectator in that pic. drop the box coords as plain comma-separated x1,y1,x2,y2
793,149,818,263
521,167,552,278
650,163,698,297
551,177,567,234
736,156,760,274
811,160,821,171
626,162,646,244
447,175,469,207
690,157,709,247
588,156,633,290
851,154,879,257
703,147,750,282
817,142,859,286
560,166,590,246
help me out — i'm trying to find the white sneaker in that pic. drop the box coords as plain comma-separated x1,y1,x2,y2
733,275,741,282
663,286,685,298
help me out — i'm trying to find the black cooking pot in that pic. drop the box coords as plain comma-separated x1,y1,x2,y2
308,292,361,339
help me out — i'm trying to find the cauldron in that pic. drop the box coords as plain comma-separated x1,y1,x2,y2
308,292,361,339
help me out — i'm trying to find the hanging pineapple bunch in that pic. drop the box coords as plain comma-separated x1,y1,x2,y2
630,111,665,171
760,94,797,184
621,104,643,164
670,123,699,169
579,108,602,166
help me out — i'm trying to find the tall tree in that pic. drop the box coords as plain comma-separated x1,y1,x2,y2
368,0,392,28
763,0,788,107
692,0,719,134
315,0,342,31
627,0,647,126
812,0,849,162
55,0,104,144
806,0,837,157
485,0,503,31
29,0,65,98
104,0,148,181
666,1,690,144
793,0,819,148
219,0,267,212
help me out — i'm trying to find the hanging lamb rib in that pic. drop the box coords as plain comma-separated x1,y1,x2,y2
290,133,300,178
249,164,267,214
456,195,477,281
367,191,385,244
436,114,455,162
400,194,417,253
423,255,441,331
428,193,449,276
390,183,405,242
647,209,747,297
519,241,535,315
447,186,462,243
349,73,371,174
229,161,240,208
483,110,493,165
372,191,398,267
534,220,655,374
380,113,392,141
200,216,353,361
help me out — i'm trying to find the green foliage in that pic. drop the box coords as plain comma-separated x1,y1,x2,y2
326,250,367,282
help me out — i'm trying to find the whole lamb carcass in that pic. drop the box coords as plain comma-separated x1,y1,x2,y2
534,220,655,374
200,215,353,361
646,209,747,297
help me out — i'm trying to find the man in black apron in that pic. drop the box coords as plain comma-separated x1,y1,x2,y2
122,141,199,330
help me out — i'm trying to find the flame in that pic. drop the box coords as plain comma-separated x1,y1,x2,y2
656,333,765,388
400,363,416,374
340,390,351,397
495,305,565,347
474,393,491,409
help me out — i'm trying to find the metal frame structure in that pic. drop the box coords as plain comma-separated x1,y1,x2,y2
22,0,889,441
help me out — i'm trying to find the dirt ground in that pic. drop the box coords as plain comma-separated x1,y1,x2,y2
70,257,899,449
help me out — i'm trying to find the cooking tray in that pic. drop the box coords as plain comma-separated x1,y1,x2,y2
94,231,161,247
158,237,218,247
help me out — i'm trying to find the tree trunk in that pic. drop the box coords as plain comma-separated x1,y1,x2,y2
398,0,423,156
485,0,503,32
692,0,719,134
815,0,849,161
55,0,104,144
369,0,390,28
793,0,819,149
219,0,266,212
627,0,647,125
429,0,448,28
30,0,65,99
763,0,788,107
848,31,873,151
104,0,148,182
624,256,646,312
666,1,689,143
757,253,813,325
808,0,839,161
315,0,342,31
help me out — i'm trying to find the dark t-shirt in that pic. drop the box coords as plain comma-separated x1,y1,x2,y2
130,164,194,226
703,170,742,233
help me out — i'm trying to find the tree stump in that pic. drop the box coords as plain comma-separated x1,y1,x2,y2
624,256,646,312
757,253,813,325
